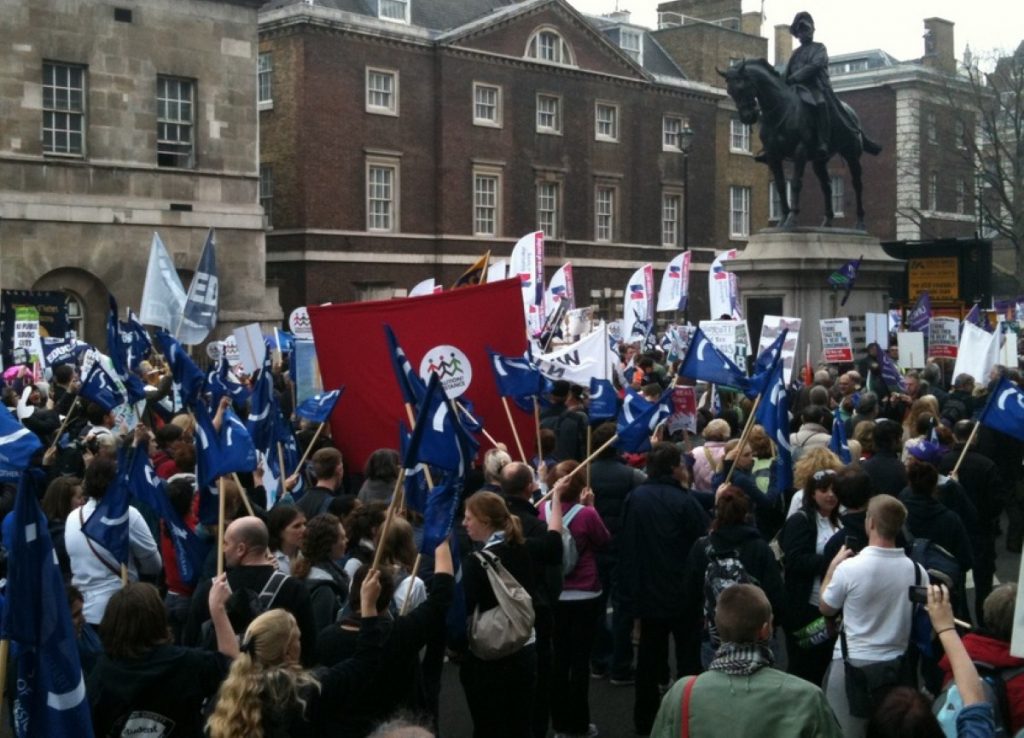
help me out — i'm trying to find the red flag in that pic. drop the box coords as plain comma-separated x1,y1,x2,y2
308,279,532,470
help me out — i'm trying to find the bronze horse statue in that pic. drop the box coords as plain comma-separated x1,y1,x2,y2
719,59,881,230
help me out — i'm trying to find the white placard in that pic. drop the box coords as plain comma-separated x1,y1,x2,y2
820,318,854,364
222,335,240,367
897,332,926,369
232,323,266,375
864,312,889,350
758,316,801,384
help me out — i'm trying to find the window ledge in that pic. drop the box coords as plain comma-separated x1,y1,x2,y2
258,100,274,111
473,119,502,129
366,108,399,117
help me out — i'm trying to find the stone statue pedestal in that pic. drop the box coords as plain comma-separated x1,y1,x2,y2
729,228,903,364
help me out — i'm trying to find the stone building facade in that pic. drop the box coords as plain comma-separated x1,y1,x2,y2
0,0,281,347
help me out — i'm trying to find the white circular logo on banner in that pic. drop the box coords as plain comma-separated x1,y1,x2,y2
289,307,313,338
206,341,223,361
222,335,241,366
419,345,472,398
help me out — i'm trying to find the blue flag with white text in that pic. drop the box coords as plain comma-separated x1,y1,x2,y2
753,355,794,491
180,229,218,343
194,399,257,495
907,291,932,333
106,296,147,404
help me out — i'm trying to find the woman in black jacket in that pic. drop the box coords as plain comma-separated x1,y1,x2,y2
683,484,786,667
780,468,843,686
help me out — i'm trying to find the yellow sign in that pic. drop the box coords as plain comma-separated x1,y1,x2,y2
908,258,958,300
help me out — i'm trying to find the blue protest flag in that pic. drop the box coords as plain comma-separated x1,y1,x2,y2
753,358,794,491
827,255,861,307
154,330,206,408
978,376,1024,443
907,292,932,333
82,449,132,566
964,303,986,330
1,470,95,738
266,405,303,500
0,408,43,476
122,310,152,371
295,388,344,424
880,351,907,393
749,330,789,398
40,338,81,369
384,324,426,407
488,349,543,402
420,479,460,555
399,422,430,515
106,297,147,404
80,359,128,412
588,378,619,423
246,357,276,452
206,357,252,406
180,228,218,342
264,330,295,355
676,328,749,391
194,399,257,492
615,388,671,454
829,409,852,464
404,372,480,477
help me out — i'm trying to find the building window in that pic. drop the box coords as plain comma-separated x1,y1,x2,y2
662,192,682,247
473,83,501,127
378,0,409,23
366,159,399,232
595,185,616,242
65,291,84,338
259,165,273,227
157,76,195,168
730,186,751,238
956,177,967,214
769,179,793,222
729,118,750,152
663,115,687,151
595,102,618,142
619,29,642,64
366,68,398,115
537,181,560,239
830,175,845,216
536,94,561,134
257,52,273,106
42,62,86,156
926,111,937,144
473,169,501,236
955,119,966,149
526,29,574,66
928,172,938,210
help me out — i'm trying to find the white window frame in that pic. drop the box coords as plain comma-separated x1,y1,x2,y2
956,177,967,214
537,179,561,239
378,0,410,24
926,111,937,144
663,115,686,152
927,172,938,210
730,185,751,238
472,82,502,128
42,61,86,156
365,67,398,116
536,93,561,135
526,28,575,66
769,179,793,222
257,52,273,107
595,102,619,142
259,164,273,228
366,157,400,232
955,119,967,149
661,191,683,247
472,167,502,237
619,29,642,64
830,175,845,217
156,75,195,168
595,184,617,242
729,118,751,153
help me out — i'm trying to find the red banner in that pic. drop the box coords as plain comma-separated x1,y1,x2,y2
308,279,534,470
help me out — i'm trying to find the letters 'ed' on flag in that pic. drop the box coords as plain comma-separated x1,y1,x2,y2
978,376,1024,443
295,388,344,424
178,228,219,345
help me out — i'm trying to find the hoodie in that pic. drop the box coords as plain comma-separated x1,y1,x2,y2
939,632,1024,733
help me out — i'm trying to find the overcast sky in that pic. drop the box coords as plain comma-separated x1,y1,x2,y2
568,0,1023,64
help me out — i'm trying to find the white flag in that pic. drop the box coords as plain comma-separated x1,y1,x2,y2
536,322,612,385
623,264,654,343
409,278,440,297
657,251,692,313
952,322,1001,384
139,233,187,331
487,259,508,283
510,232,544,337
708,249,738,319
544,262,575,319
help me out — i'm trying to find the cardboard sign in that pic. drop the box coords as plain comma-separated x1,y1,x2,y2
897,332,926,369
927,317,960,359
668,386,697,434
699,319,750,367
13,306,42,364
864,312,889,350
820,318,854,363
758,316,802,385
232,323,266,375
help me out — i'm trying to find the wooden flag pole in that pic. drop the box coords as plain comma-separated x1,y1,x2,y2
290,421,325,477
949,421,982,480
276,442,287,488
399,553,422,616
534,398,543,470
0,640,8,703
456,401,500,448
216,476,227,576
231,473,256,516
723,395,762,486
534,434,618,508
370,468,407,571
120,563,128,587
48,397,81,450
585,425,593,488
501,397,528,464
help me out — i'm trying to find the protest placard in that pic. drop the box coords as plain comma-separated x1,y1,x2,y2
699,319,749,367
13,306,42,364
758,316,801,384
927,317,959,359
897,332,926,369
819,318,854,363
668,386,697,434
232,323,266,375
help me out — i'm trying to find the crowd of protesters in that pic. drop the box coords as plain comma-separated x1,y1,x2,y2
0,331,1021,738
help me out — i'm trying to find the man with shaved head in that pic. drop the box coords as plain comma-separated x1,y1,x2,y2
183,516,319,664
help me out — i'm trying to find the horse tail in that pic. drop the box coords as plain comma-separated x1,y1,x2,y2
862,134,882,156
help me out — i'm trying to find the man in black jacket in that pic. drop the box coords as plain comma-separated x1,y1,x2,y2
619,443,710,736
861,419,906,495
297,447,346,518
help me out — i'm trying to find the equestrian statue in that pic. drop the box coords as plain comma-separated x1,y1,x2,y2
719,11,882,231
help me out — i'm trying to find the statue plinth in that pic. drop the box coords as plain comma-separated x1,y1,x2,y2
729,229,903,363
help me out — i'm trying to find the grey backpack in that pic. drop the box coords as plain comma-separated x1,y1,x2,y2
468,549,535,660
546,502,584,577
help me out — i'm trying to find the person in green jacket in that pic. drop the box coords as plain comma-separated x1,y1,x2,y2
650,584,842,738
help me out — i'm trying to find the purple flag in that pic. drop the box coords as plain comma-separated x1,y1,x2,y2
907,292,932,333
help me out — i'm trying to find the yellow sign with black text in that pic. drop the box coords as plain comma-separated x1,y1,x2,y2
908,258,958,301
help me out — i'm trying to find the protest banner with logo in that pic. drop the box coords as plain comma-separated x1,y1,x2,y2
759,316,802,384
819,318,854,363
289,306,313,339
309,279,531,469
667,386,698,434
927,317,960,359
13,306,43,364
897,332,927,369
708,250,738,320
536,323,611,385
699,319,750,367
2,290,68,366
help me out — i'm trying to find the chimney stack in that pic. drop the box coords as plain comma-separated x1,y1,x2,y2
922,18,955,75
741,11,762,37
775,24,792,67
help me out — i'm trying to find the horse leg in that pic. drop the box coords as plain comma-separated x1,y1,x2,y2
812,157,833,228
847,154,866,231
783,155,808,230
770,160,789,224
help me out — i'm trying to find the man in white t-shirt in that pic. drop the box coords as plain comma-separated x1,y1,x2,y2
819,494,926,738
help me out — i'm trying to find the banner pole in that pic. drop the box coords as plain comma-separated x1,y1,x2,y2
724,394,762,485
290,421,325,477
216,476,227,577
501,397,528,464
399,553,422,616
371,468,407,571
949,421,981,480
231,473,256,516
534,434,618,508
586,425,592,488
48,396,81,450
456,401,500,448
534,397,543,472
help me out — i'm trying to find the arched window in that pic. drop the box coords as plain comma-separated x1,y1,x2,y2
63,291,84,338
526,28,575,66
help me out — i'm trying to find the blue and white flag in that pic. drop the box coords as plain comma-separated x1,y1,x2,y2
40,338,84,369
1,470,95,738
880,351,907,393
179,228,218,345
384,324,427,408
829,408,852,464
749,330,788,397
154,331,205,409
399,422,431,515
194,399,257,494
420,478,460,554
82,449,132,566
907,292,932,333
978,376,1024,443
295,388,344,424
676,328,749,391
615,388,671,453
404,372,479,478
656,251,692,313
121,310,152,372
206,357,252,406
488,349,543,404
246,357,276,452
588,378,618,423
80,359,128,412
265,405,302,502
106,296,146,404
0,408,43,478
753,356,794,491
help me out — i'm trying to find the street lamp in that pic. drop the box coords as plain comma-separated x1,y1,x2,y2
680,123,695,250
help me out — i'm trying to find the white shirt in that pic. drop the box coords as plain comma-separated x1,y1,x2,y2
64,498,163,624
821,546,926,661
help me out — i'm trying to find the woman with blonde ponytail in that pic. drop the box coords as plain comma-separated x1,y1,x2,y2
207,569,385,738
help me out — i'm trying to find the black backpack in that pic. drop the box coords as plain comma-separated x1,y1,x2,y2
702,538,760,647
201,570,289,647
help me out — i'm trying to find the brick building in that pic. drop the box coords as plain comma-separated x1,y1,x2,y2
0,0,281,347
258,0,730,320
